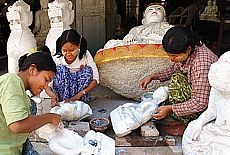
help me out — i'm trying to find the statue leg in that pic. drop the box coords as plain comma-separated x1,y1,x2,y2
8,56,19,73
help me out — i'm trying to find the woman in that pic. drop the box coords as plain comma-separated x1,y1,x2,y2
45,29,99,106
140,26,218,136
0,47,62,154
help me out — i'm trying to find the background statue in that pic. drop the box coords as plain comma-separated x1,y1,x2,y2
45,0,74,56
94,3,173,101
32,0,50,49
201,0,212,15
182,51,230,155
103,3,173,49
199,0,219,20
211,0,218,15
6,0,37,73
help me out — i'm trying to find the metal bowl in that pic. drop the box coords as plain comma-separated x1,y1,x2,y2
89,117,110,133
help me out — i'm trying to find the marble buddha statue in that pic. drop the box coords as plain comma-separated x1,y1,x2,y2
200,0,218,20
6,0,37,73
32,0,50,49
35,123,115,155
211,0,218,16
182,51,230,155
50,101,92,121
45,0,74,56
110,86,168,137
103,3,173,49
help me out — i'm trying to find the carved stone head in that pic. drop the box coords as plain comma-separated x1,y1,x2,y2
142,4,166,24
48,0,74,28
6,0,32,29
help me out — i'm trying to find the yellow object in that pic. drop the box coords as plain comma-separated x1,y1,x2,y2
27,48,40,56
94,44,169,65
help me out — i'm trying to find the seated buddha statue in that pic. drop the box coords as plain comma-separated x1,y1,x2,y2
103,3,173,49
200,0,219,20
182,51,230,155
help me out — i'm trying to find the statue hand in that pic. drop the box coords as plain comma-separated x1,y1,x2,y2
186,120,202,141
123,34,137,42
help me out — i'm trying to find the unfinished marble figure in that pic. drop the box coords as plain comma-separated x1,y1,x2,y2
103,3,173,49
6,0,37,73
50,101,92,121
182,51,230,155
110,86,168,137
35,123,115,155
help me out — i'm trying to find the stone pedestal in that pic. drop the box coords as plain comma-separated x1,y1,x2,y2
141,121,159,137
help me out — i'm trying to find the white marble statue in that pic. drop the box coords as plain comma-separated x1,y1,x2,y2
6,0,37,73
50,101,92,121
35,123,115,155
110,86,168,137
45,0,74,56
103,4,173,49
32,0,50,48
182,51,230,155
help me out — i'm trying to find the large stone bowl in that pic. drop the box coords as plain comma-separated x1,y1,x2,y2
94,44,172,101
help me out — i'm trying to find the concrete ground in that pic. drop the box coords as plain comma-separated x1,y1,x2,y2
0,55,183,154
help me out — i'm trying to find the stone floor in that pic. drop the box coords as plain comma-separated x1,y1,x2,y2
0,55,183,154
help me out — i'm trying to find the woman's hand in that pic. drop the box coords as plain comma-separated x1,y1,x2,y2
51,95,59,107
151,105,172,120
140,76,152,90
64,92,83,102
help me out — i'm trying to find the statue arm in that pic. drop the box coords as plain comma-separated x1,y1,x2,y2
123,27,139,42
196,88,217,124
186,88,217,140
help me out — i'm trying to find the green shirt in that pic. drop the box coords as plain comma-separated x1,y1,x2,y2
0,73,30,155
